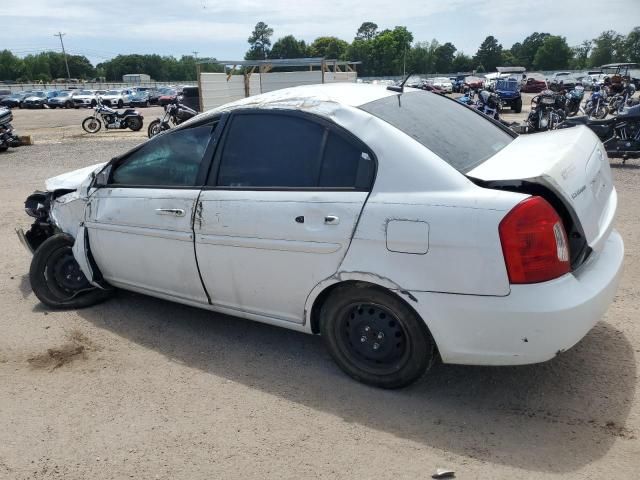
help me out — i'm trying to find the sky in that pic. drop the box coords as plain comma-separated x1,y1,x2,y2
2,0,639,65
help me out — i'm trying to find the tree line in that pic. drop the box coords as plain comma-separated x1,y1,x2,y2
0,24,638,82
245,22,640,76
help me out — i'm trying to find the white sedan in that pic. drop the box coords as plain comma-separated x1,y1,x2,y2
18,84,623,388
430,77,453,93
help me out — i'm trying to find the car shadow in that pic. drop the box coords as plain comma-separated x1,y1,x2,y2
73,290,637,474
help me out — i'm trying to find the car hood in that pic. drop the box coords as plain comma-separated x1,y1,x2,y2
25,96,45,101
100,95,121,99
45,162,106,191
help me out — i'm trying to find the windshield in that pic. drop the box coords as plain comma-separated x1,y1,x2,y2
106,90,120,95
360,91,514,173
31,92,46,97
77,90,93,95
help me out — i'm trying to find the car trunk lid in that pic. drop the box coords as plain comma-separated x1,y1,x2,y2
468,126,616,256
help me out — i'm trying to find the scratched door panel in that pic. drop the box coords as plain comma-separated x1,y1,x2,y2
195,190,368,323
86,188,207,303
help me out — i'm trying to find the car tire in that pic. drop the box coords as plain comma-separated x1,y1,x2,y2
91,100,97,107
29,234,112,309
82,117,102,133
65,101,72,109
117,100,124,109
514,98,523,113
320,283,436,389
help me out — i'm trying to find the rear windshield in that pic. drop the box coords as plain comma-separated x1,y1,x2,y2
360,90,514,173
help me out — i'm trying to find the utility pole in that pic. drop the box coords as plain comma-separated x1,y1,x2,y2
54,32,71,80
192,51,199,59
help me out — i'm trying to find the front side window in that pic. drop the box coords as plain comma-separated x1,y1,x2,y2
110,122,215,187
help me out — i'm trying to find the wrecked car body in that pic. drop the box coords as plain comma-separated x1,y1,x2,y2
19,84,624,388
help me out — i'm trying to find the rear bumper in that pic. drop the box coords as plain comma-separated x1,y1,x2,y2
411,230,624,365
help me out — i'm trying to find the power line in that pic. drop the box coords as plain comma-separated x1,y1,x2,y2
54,32,71,80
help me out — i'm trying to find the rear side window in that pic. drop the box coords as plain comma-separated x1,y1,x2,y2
213,112,375,189
360,90,514,173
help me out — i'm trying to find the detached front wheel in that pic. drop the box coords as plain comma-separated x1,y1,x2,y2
320,284,436,389
82,117,102,133
29,234,112,309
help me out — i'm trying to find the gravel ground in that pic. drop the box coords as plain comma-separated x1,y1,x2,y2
0,108,638,479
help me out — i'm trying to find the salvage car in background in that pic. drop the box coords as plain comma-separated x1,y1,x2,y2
48,91,76,109
1,91,32,108
100,89,133,108
72,90,98,108
18,84,623,389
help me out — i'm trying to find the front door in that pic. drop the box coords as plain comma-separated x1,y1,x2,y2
86,120,217,303
195,111,375,323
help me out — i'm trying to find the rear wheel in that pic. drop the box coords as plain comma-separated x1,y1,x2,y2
126,116,143,131
117,99,124,108
82,117,101,133
29,234,112,309
320,284,436,388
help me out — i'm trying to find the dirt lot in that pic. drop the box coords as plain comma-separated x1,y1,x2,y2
0,106,638,480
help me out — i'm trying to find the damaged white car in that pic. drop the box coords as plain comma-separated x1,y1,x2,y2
18,84,624,388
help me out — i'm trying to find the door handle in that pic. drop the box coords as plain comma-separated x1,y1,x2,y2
155,208,185,217
324,215,340,225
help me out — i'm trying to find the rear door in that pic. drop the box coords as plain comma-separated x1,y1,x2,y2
195,110,375,323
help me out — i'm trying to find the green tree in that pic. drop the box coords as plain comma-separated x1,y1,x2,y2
473,36,503,72
309,36,349,59
451,52,473,73
245,21,274,60
356,22,378,41
589,30,625,66
371,26,413,75
569,40,592,69
533,35,572,70
433,42,457,73
511,32,550,69
500,50,517,66
0,49,24,80
406,40,438,74
269,35,308,59
624,27,640,63
345,39,375,76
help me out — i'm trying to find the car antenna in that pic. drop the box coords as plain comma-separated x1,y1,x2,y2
387,72,413,93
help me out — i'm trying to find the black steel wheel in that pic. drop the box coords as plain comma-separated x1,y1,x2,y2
29,234,112,309
320,284,436,388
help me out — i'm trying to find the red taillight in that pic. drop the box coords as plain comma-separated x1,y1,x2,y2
499,196,570,284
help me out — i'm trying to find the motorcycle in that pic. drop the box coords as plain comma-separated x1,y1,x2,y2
582,85,608,119
0,107,21,152
475,90,501,121
527,90,564,132
81,99,144,134
608,83,637,115
564,85,585,117
456,87,476,106
147,100,197,138
559,104,640,164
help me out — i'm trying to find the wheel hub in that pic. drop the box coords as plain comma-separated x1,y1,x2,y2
344,304,406,364
52,252,89,292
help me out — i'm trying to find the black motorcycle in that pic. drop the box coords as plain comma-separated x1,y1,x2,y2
0,107,21,152
147,100,198,138
559,104,640,164
81,99,144,134
527,89,565,132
